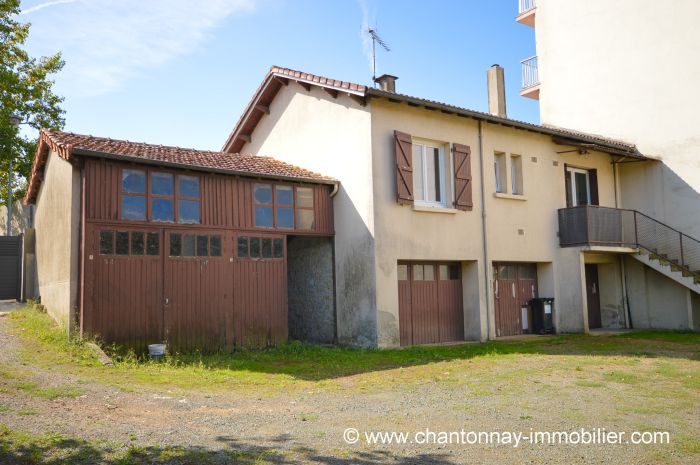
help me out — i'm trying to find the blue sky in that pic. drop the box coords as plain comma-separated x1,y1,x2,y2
19,0,538,151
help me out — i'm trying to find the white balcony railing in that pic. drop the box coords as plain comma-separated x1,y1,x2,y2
521,56,539,89
519,0,536,15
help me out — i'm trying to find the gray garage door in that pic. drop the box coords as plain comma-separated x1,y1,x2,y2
0,236,22,300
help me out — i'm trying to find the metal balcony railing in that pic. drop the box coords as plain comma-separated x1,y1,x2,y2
558,206,700,275
521,56,539,89
519,0,536,15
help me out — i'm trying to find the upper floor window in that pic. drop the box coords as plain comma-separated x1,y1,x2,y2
254,183,315,229
565,166,598,207
120,169,200,224
494,153,506,193
412,140,449,207
510,155,523,195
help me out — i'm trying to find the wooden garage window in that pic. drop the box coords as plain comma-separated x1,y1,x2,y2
254,184,274,227
177,176,201,224
275,186,294,229
296,187,315,230
169,233,220,258
237,236,284,260
99,231,114,255
121,169,147,220
439,264,460,280
413,264,435,281
151,172,174,222
100,230,159,256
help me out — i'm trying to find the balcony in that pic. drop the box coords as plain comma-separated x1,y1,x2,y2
516,0,536,27
520,56,540,99
558,206,700,275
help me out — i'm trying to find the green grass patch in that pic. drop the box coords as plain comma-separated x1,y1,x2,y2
616,330,700,344
14,381,84,399
603,371,640,384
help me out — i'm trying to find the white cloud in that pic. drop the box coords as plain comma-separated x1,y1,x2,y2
20,0,257,97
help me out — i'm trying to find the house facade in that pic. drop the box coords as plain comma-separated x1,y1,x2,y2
223,66,698,348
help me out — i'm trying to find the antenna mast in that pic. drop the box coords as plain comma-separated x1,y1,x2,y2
367,28,390,85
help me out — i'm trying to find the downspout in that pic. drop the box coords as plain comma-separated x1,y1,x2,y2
614,159,632,328
478,121,492,341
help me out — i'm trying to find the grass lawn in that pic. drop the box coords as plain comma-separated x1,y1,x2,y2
1,305,699,464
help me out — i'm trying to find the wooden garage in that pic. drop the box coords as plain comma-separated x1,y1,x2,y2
26,130,336,351
397,261,464,346
492,263,538,337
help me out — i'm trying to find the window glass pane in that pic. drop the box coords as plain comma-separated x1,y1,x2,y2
254,184,272,204
397,264,408,281
412,144,424,201
262,238,272,258
574,171,589,206
519,264,537,280
178,175,200,198
297,209,314,230
169,234,181,256
152,198,174,222
276,207,294,228
115,231,129,255
183,235,196,257
210,235,222,257
255,206,273,227
250,237,261,258
449,264,460,280
276,185,293,206
99,231,114,255
196,235,208,256
151,172,173,195
178,200,200,224
425,147,439,202
296,187,313,208
146,233,159,256
273,238,284,258
495,153,506,193
424,264,435,281
130,232,144,255
237,236,249,258
122,169,146,194
413,264,424,281
121,196,146,220
439,264,449,281
498,264,516,280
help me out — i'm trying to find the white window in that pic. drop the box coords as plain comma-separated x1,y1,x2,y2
412,140,449,207
567,167,591,206
494,152,506,193
510,155,523,195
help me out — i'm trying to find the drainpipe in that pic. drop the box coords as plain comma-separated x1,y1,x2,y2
478,121,492,341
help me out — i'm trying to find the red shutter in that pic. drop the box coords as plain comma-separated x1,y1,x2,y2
452,143,473,211
394,130,414,204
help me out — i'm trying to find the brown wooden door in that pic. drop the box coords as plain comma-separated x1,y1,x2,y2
493,263,538,337
163,230,233,351
398,262,464,346
585,264,602,329
83,225,164,348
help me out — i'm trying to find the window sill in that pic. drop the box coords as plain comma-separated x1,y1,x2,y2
494,192,528,201
412,205,459,214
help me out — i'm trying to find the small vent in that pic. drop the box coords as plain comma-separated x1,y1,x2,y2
518,228,525,236
553,160,559,166
531,156,537,163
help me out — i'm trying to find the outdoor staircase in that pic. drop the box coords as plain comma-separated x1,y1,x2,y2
558,205,700,294
632,248,700,294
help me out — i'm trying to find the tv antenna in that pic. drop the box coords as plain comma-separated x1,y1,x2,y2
366,27,390,85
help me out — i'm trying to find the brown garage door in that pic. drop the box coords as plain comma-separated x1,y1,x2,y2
398,262,464,346
493,263,538,337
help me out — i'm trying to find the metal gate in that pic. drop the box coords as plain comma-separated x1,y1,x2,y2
493,263,538,337
398,262,464,346
0,235,22,300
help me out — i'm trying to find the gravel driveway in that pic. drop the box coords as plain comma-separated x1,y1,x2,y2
1,314,698,464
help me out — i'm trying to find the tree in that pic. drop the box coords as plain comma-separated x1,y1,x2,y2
0,0,65,201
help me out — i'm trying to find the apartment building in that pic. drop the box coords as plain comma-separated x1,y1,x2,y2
516,0,700,333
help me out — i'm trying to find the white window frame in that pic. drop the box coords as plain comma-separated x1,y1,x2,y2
494,152,506,193
412,139,448,208
567,167,591,206
510,154,523,195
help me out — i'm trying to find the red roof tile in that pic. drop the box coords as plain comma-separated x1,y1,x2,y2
24,129,336,204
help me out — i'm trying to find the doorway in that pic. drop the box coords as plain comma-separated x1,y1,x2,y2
585,264,602,329
493,263,538,337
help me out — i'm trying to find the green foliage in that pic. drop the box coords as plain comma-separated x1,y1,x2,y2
0,0,65,200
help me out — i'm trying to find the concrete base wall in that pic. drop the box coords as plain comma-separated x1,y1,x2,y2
624,256,692,330
554,249,586,333
287,235,335,344
33,151,80,333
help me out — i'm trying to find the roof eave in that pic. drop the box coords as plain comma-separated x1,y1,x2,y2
365,88,645,159
72,147,338,186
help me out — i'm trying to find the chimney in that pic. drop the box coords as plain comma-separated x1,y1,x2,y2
374,74,398,92
487,64,507,118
